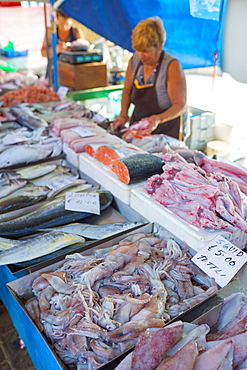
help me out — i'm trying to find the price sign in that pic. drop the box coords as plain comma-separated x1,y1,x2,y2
69,127,97,138
57,86,69,100
92,113,107,123
119,147,139,156
47,176,79,192
65,192,100,215
192,235,247,287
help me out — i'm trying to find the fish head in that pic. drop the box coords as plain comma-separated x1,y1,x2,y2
193,151,206,166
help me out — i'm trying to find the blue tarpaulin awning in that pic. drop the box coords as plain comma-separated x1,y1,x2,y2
57,0,221,70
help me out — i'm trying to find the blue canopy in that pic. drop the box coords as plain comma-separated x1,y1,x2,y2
58,0,221,69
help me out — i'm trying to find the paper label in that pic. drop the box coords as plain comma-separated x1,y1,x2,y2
57,86,69,100
65,192,100,214
192,235,247,287
69,127,97,138
119,147,139,156
92,113,107,123
47,177,78,191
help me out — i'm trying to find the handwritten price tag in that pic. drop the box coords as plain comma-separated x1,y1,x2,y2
70,127,97,138
119,147,139,156
47,176,78,192
57,86,69,100
192,235,247,287
92,113,107,123
65,192,100,215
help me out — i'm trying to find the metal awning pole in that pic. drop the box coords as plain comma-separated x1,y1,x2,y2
50,0,59,91
43,3,53,87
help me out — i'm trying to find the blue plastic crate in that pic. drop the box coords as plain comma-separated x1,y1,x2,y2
3,49,28,58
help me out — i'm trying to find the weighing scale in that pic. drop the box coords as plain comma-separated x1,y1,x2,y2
59,46,103,65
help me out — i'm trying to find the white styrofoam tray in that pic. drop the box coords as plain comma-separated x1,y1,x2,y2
130,187,247,251
63,143,80,169
79,152,145,204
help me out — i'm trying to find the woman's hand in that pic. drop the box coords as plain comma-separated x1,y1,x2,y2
56,41,67,54
140,114,160,132
113,115,129,130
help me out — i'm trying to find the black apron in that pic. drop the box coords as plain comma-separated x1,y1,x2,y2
130,51,182,140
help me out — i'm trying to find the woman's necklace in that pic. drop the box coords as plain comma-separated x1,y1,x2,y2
138,62,159,85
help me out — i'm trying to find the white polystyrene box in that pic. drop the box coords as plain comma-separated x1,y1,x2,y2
63,143,80,169
130,187,247,251
79,152,145,205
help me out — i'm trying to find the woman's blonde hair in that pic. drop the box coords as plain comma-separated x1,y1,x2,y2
131,16,166,51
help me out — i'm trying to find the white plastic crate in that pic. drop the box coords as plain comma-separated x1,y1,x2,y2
186,106,216,150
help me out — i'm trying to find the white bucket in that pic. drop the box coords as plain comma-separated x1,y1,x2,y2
205,140,231,158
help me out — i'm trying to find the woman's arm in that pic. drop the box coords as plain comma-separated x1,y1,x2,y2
113,60,133,129
144,60,187,130
41,28,51,58
41,28,67,58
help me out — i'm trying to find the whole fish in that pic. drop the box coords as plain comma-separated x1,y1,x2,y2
40,221,144,239
0,171,20,185
0,145,52,168
0,189,113,237
0,179,27,198
0,231,85,265
17,163,57,180
31,167,78,187
194,151,247,182
10,105,48,130
1,127,33,145
32,169,78,186
0,184,50,213
0,236,20,251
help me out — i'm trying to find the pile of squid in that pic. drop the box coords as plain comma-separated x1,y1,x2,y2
115,292,247,369
25,231,218,369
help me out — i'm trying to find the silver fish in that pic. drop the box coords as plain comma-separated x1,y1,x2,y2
0,231,86,265
0,236,20,251
0,145,52,168
0,183,50,213
17,164,57,180
32,167,78,187
0,179,27,198
0,171,20,185
40,221,144,239
0,189,113,237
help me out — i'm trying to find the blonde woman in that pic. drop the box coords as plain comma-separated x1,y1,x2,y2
113,17,188,140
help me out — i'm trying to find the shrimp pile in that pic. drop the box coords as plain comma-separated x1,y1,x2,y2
26,232,218,369
0,86,59,107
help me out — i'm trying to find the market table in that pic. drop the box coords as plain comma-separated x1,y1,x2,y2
67,84,123,102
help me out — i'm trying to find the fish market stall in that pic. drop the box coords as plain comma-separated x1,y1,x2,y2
0,153,147,309
6,222,232,370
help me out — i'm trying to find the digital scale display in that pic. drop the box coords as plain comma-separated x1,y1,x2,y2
59,50,103,64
